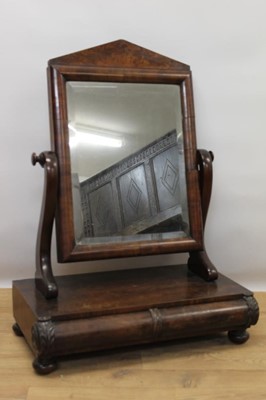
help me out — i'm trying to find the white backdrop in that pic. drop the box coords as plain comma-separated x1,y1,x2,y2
1,0,266,290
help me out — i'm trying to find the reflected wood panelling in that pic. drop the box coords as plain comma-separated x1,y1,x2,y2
79,130,188,239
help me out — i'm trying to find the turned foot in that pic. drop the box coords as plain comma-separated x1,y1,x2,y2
228,329,250,344
33,357,57,375
12,323,24,337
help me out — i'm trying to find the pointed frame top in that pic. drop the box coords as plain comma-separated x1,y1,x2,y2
49,40,190,72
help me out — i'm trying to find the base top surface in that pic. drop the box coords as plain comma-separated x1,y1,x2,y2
13,265,252,321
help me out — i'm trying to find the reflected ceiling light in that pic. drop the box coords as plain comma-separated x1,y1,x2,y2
68,123,123,148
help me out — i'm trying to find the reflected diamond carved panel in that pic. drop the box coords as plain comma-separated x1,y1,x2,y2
161,159,178,195
127,179,142,212
119,164,150,227
153,145,181,212
88,183,118,236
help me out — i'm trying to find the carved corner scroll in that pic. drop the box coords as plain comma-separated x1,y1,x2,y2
228,296,260,345
244,295,260,326
31,317,55,357
188,149,218,281
32,151,58,299
31,317,57,374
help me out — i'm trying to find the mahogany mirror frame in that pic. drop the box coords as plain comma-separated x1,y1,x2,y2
47,40,204,264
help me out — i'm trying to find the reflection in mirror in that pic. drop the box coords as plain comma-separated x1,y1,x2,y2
66,82,190,244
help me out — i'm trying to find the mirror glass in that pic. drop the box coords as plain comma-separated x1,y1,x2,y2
66,81,190,244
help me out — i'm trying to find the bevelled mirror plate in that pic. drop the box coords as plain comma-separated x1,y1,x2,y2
47,40,203,262
67,81,190,244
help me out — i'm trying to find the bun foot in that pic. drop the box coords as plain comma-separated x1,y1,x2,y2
228,329,250,344
33,357,57,375
12,323,23,337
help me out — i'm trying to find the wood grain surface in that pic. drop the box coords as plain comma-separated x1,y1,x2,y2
1,289,265,399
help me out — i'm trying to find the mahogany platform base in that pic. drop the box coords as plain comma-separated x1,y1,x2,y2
12,265,259,374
